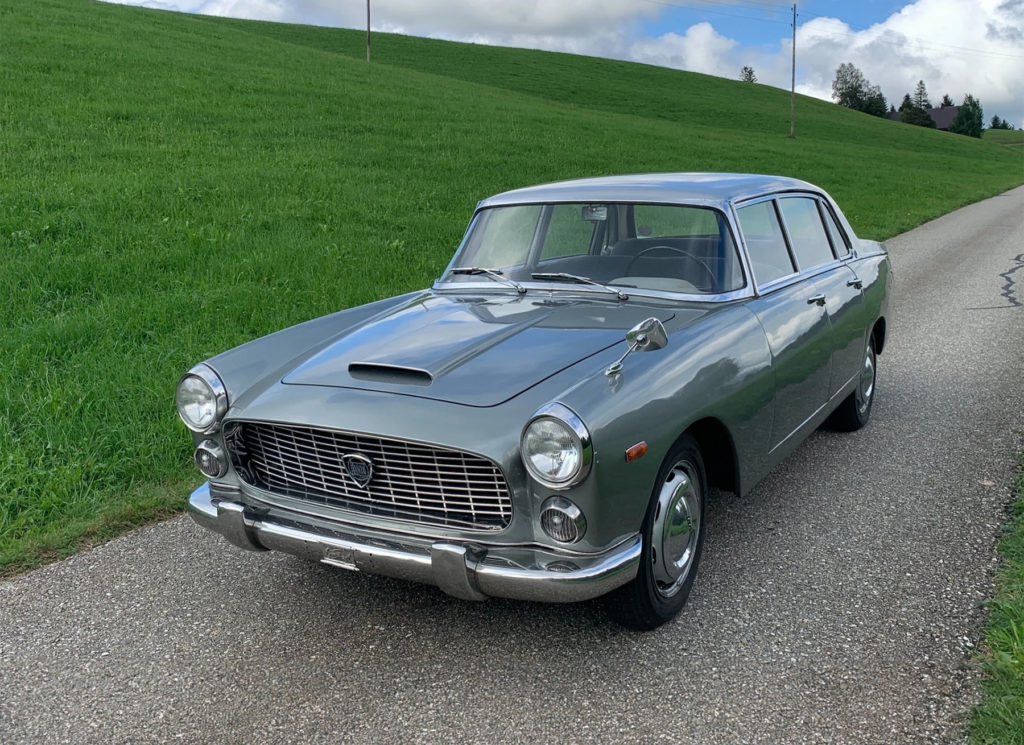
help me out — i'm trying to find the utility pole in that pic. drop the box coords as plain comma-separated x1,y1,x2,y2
366,0,371,62
790,3,798,138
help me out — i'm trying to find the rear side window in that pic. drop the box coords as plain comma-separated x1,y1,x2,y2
778,197,834,270
820,204,850,257
736,201,794,286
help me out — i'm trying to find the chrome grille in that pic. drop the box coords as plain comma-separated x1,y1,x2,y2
225,421,512,531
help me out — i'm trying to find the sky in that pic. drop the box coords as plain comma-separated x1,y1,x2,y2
107,0,1024,128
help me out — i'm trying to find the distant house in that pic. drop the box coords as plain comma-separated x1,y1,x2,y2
888,105,960,131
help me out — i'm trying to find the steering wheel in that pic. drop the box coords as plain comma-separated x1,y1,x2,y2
623,245,718,289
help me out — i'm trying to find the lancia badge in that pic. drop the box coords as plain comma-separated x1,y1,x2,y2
341,453,374,488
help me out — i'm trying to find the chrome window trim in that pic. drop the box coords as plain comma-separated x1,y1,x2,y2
730,191,859,297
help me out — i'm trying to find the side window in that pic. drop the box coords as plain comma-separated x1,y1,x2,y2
540,204,597,260
778,197,834,270
820,203,850,257
736,201,795,286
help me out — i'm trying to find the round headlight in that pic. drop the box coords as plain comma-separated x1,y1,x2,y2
520,403,593,489
175,364,228,433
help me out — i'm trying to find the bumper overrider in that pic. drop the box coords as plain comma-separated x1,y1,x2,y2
187,483,641,603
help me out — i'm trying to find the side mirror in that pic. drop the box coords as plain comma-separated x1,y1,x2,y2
606,317,668,376
625,317,668,352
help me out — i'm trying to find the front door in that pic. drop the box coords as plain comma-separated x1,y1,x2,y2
737,199,833,451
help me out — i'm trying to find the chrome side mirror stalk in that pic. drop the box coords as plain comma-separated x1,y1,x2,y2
605,317,668,376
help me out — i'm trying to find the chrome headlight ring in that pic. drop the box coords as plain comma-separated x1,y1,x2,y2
520,402,593,490
175,363,229,434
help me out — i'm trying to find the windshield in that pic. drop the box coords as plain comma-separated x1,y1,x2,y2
441,202,745,296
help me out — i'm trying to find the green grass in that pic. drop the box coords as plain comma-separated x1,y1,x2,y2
971,449,1024,744
0,0,1021,575
984,128,1024,146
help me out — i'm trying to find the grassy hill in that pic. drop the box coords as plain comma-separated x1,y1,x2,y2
1,0,1021,573
984,128,1024,146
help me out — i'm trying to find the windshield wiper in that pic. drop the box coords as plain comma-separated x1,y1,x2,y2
449,267,526,294
530,272,629,301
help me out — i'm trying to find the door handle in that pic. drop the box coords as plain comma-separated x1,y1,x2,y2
847,279,863,289
807,294,826,306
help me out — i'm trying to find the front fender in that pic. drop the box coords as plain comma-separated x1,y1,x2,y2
546,302,774,548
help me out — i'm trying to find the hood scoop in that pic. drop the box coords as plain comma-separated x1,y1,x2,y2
347,362,433,387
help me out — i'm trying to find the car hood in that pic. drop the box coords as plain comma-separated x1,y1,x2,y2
280,292,678,407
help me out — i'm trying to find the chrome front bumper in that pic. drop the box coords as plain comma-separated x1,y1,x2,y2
187,483,641,603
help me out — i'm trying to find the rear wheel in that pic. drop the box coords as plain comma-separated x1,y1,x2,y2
829,339,876,432
605,435,706,630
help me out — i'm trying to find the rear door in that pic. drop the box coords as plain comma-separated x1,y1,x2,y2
776,195,865,398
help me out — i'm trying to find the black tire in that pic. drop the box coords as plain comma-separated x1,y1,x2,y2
828,339,876,432
605,435,706,630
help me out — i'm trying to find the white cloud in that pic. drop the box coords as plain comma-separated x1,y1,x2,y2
628,23,739,77
789,0,1024,125
102,0,1024,127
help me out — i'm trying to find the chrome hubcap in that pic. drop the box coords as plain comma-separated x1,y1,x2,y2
856,348,875,415
651,462,701,598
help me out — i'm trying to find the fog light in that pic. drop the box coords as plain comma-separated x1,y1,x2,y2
195,440,228,479
544,560,581,573
540,497,586,544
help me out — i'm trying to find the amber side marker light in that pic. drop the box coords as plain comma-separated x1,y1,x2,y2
625,441,648,462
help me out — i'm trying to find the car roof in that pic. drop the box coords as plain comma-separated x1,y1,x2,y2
476,172,824,210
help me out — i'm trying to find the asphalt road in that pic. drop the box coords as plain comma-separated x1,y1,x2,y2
2,187,1023,745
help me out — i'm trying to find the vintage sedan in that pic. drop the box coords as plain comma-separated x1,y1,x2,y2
179,173,890,629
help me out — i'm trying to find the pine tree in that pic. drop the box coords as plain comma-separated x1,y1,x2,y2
949,94,983,138
739,66,757,83
988,115,1013,130
912,80,931,110
862,85,888,118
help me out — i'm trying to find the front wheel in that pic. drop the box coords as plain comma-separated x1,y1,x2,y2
828,339,876,432
605,435,706,630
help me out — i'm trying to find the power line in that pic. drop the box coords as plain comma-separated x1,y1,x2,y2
636,0,791,27
797,21,1024,61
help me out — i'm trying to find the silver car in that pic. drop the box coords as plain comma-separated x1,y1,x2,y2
178,173,890,629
